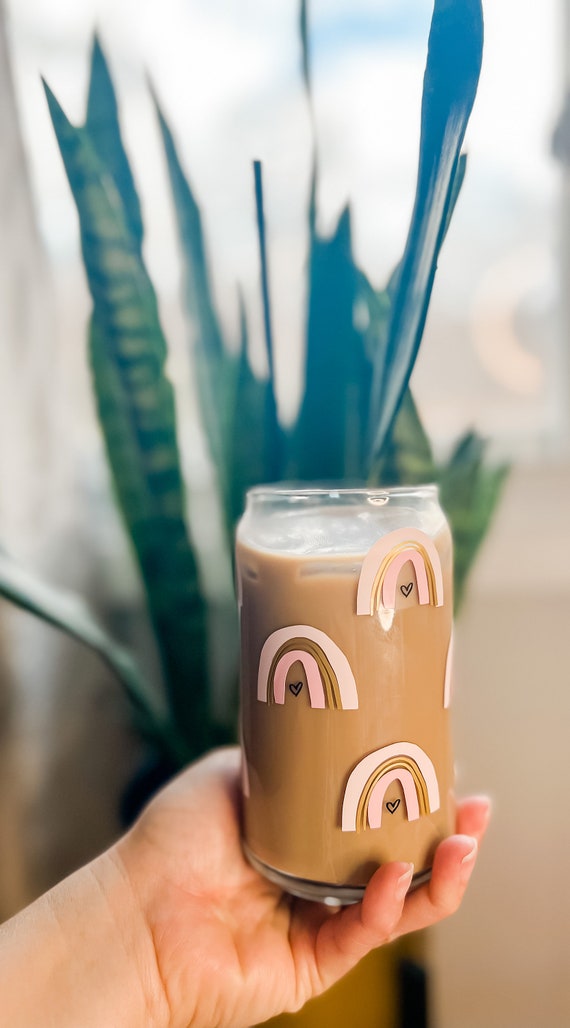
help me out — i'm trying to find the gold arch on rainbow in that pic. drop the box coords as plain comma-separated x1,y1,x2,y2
257,625,359,710
356,527,444,615
341,742,440,832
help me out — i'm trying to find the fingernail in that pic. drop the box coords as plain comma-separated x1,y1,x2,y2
473,795,493,826
460,838,478,881
395,863,414,901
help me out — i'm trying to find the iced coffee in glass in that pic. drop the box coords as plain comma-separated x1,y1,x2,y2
236,486,454,903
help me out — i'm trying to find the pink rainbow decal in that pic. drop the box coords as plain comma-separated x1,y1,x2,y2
356,527,444,615
341,742,440,831
257,625,358,709
273,650,326,708
443,628,454,709
368,768,420,828
382,549,430,608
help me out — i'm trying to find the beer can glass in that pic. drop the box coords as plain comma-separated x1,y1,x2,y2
236,485,455,904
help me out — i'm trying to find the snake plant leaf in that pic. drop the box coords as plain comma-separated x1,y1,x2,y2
363,151,466,382
152,95,224,361
386,152,468,302
252,161,283,478
300,0,311,98
253,160,276,385
363,153,467,486
354,275,437,488
152,93,236,511
443,151,467,240
227,291,282,526
355,271,391,357
299,0,318,237
85,35,144,254
0,547,189,763
438,431,509,611
44,81,211,757
355,271,435,488
370,389,436,487
368,0,483,465
293,205,371,481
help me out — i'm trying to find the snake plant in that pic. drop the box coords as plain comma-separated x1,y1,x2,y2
0,0,507,768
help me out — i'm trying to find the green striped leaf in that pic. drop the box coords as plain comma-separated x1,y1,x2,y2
362,154,466,486
44,80,211,757
293,206,371,481
438,432,509,611
385,152,468,303
86,34,144,254
299,0,311,98
152,95,237,513
299,0,318,234
227,292,282,525
369,0,483,464
251,161,283,484
0,548,188,763
370,389,436,488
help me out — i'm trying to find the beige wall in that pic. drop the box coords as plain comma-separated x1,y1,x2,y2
432,463,570,1027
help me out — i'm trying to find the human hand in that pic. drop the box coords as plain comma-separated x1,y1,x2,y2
115,746,490,1028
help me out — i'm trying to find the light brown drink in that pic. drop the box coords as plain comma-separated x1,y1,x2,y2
237,487,454,902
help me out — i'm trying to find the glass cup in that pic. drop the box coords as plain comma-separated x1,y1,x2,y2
236,485,455,904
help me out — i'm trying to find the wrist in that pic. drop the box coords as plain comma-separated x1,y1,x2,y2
0,847,170,1028
90,845,172,1028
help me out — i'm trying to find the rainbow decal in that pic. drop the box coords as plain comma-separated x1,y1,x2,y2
341,742,440,832
356,527,444,615
257,625,358,710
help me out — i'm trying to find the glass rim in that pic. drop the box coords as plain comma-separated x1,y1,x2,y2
246,483,439,502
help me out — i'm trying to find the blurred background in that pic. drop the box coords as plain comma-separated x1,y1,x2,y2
0,1,569,1025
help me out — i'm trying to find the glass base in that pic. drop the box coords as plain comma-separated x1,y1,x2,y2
243,843,432,905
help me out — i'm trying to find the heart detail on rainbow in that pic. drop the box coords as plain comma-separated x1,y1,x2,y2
400,582,413,598
386,799,401,814
289,681,303,697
